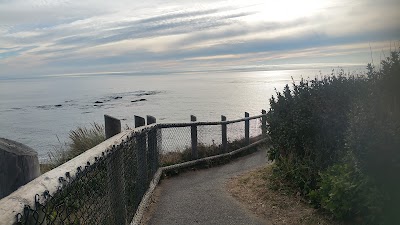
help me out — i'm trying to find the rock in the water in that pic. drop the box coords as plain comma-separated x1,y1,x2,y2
94,101,103,104
114,96,122,99
131,98,147,103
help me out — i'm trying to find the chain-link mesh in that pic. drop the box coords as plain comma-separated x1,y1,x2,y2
159,126,192,166
16,128,160,225
160,127,191,153
11,114,266,224
158,116,264,166
227,121,245,143
249,117,263,142
197,124,222,157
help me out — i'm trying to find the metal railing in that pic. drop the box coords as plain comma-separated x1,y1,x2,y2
0,110,267,225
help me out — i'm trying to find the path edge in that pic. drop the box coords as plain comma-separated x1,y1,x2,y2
130,138,268,225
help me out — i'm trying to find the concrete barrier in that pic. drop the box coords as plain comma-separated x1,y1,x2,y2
0,138,40,199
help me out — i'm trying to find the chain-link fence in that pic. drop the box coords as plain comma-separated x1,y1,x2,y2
10,126,160,225
158,113,266,165
1,111,267,225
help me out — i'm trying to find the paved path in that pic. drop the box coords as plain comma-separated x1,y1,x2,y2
149,148,268,225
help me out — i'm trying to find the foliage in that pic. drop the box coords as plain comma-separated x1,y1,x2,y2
267,49,400,224
46,123,105,170
267,74,366,194
160,138,250,166
69,123,105,155
342,51,400,224
309,162,382,223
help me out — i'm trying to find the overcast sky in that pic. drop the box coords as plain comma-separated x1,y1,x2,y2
0,0,399,78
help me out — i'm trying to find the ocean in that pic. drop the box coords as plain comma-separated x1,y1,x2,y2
0,68,363,161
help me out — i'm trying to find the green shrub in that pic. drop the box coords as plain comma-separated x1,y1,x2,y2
343,51,400,224
267,74,366,193
309,162,383,223
267,49,400,223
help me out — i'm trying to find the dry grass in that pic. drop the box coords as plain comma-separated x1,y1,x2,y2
69,123,105,154
160,150,191,166
42,123,105,173
226,164,344,225
159,143,221,166
159,138,258,166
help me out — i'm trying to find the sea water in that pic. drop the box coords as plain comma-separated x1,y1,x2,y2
0,68,361,161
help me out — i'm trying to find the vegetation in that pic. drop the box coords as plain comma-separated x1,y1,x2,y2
227,165,342,225
160,138,254,166
44,122,258,170
267,49,400,224
44,123,106,171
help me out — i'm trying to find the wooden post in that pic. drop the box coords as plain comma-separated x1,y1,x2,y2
135,115,147,204
261,109,267,137
147,115,156,125
104,115,126,224
190,115,198,159
245,112,250,145
135,115,146,129
105,114,121,139
221,115,227,153
146,115,157,178
0,138,40,199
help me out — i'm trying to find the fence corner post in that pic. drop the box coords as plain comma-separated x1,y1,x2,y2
245,112,250,145
261,109,267,138
104,115,126,224
190,115,198,159
146,115,158,178
221,115,227,153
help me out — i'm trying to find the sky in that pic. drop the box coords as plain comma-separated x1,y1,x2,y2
0,0,399,78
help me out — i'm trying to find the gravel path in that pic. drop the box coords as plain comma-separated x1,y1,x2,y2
148,148,269,225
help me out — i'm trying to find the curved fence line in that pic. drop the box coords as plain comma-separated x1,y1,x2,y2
0,111,267,225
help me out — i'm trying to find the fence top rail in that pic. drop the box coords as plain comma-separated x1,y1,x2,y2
158,114,265,128
0,124,157,224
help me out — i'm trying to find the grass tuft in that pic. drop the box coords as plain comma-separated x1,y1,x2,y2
43,123,105,173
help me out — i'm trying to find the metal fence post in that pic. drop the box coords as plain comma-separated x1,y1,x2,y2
135,115,147,206
261,109,267,137
221,115,227,153
245,112,250,145
146,115,157,179
190,115,198,159
104,115,126,225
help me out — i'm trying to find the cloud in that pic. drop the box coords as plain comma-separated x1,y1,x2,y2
0,0,399,77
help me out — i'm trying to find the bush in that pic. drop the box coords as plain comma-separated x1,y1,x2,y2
309,162,383,223
267,74,366,194
343,51,400,223
267,49,400,223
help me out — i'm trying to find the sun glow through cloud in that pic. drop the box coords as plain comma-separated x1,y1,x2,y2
245,0,332,22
